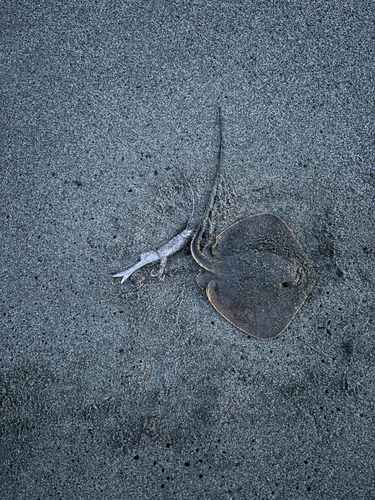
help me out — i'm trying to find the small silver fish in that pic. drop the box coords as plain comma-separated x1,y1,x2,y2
113,227,194,283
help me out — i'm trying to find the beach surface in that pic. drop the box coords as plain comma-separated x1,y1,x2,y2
1,1,374,498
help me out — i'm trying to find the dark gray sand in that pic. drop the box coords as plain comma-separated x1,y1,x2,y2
1,1,374,499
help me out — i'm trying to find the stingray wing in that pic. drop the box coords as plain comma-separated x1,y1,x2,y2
206,276,302,339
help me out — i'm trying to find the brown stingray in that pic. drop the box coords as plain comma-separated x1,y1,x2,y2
190,109,316,339
191,213,317,339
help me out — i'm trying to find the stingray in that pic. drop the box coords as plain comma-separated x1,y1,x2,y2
191,213,316,339
113,108,316,339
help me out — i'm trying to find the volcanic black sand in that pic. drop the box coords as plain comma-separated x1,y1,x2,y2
1,1,374,499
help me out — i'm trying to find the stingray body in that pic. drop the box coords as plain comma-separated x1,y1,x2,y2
191,212,317,339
